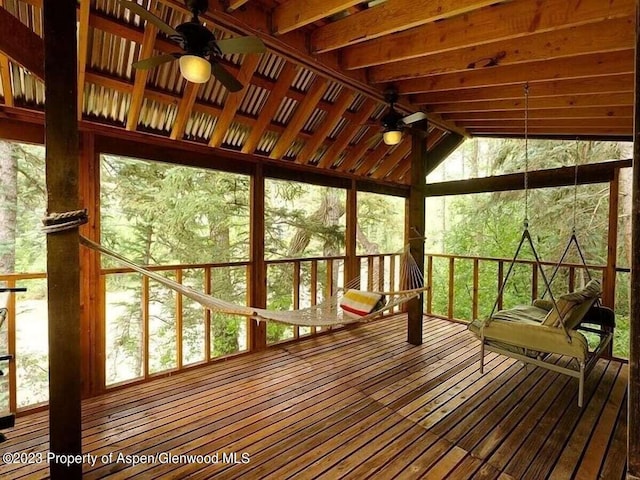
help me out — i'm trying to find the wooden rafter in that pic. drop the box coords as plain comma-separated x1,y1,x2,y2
77,0,91,120
354,141,392,176
170,81,200,140
0,6,44,81
442,106,634,121
336,128,380,173
295,89,355,164
273,0,363,35
430,93,633,114
371,139,411,179
317,99,378,169
413,74,634,105
241,62,297,154
389,129,445,181
209,53,260,147
369,17,635,83
269,77,329,159
126,3,160,131
396,50,635,95
470,126,631,136
461,118,632,129
226,0,250,12
342,0,634,70
0,53,13,107
310,0,500,53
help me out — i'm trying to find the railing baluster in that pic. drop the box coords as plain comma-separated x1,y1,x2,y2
175,269,183,370
427,255,433,315
531,263,538,302
472,258,479,321
142,275,149,379
293,261,300,339
204,267,211,361
8,278,17,414
367,256,374,291
448,257,455,320
497,261,504,311
310,260,317,335
569,267,575,292
378,255,385,292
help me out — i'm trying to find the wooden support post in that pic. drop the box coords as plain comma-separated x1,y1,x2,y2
249,164,267,350
627,2,640,480
79,133,103,397
603,168,620,310
628,3,640,478
43,0,82,478
406,124,427,345
345,179,358,286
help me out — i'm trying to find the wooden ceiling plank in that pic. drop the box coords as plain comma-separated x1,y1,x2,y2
430,92,633,114
343,0,634,70
170,81,200,140
369,16,635,83
125,5,160,131
296,89,356,164
269,76,330,160
371,140,411,179
353,141,392,176
209,53,261,148
317,98,378,169
413,73,634,105
0,6,44,80
273,0,363,35
336,128,380,173
0,54,13,107
396,50,635,95
443,106,634,121
77,0,91,120
226,0,250,12
241,62,297,154
311,0,499,54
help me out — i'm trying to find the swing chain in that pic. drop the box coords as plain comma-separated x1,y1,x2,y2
524,83,530,230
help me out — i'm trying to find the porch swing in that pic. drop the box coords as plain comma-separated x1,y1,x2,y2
467,85,614,407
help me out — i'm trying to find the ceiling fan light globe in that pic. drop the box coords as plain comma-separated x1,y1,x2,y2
179,55,211,83
383,130,402,145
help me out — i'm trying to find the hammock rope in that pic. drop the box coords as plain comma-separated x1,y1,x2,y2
80,236,426,327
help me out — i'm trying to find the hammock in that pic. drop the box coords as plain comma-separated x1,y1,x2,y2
80,236,426,327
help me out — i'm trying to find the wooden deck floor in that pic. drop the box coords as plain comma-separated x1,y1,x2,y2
0,315,628,479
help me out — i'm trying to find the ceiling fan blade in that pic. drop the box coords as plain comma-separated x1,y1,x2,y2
216,36,267,55
401,111,428,125
211,62,244,92
116,0,180,38
133,54,179,70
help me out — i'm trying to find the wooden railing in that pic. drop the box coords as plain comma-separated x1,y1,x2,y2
2,252,629,410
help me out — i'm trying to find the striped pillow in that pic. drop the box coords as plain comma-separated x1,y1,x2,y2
340,289,384,318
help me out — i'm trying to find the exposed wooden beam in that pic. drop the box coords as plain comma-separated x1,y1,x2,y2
354,141,392,176
126,4,160,131
369,17,635,83
443,106,634,122
269,77,329,159
461,118,633,129
629,2,640,475
248,163,267,350
226,0,250,12
371,139,411,179
170,81,200,140
406,123,427,345
413,74,634,105
209,53,260,147
469,126,631,136
388,129,446,181
343,0,634,70
429,92,634,113
296,89,355,164
311,0,499,54
43,0,82,477
77,0,91,120
273,0,363,35
0,53,13,107
337,128,381,173
425,159,632,197
0,6,44,81
425,132,464,176
242,63,296,153
317,99,377,169
396,50,635,95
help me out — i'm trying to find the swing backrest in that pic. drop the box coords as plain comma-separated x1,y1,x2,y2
541,279,601,330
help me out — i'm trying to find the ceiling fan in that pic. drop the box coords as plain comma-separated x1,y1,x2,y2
368,87,428,146
117,0,266,91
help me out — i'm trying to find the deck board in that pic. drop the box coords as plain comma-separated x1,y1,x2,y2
0,315,628,479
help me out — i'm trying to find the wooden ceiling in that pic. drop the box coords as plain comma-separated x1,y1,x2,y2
0,0,634,187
